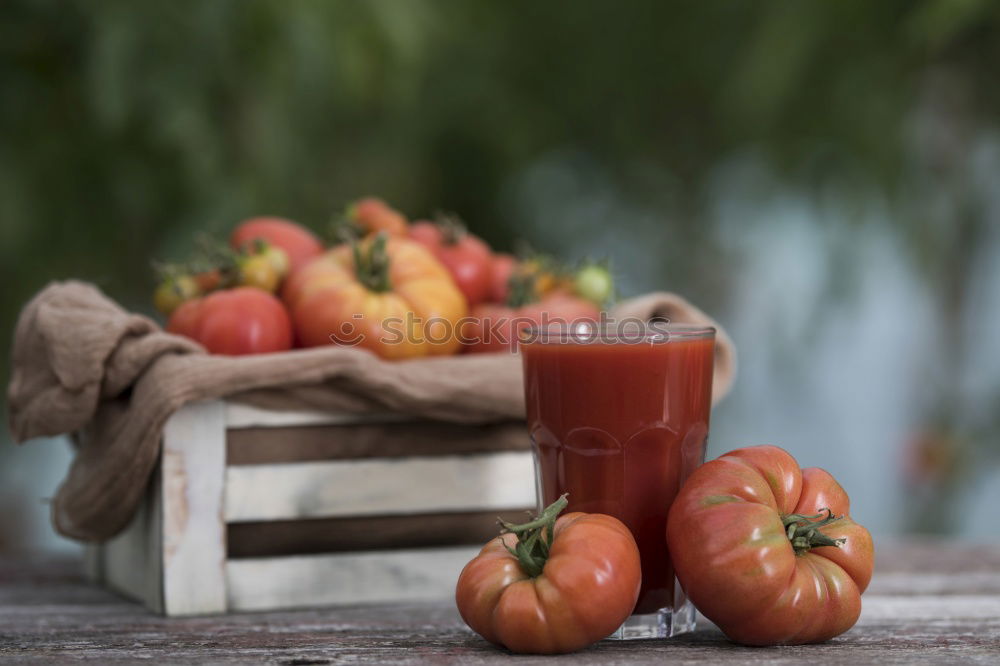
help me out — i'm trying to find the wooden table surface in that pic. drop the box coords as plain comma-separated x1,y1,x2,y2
1,542,998,664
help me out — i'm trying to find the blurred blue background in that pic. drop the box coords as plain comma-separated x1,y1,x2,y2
3,0,999,553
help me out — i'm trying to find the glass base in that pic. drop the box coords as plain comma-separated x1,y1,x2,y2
606,601,697,640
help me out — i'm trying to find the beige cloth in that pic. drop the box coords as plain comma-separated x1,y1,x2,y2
7,281,736,541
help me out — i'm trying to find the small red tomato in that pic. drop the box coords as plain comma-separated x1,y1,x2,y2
231,217,324,273
667,445,875,646
409,217,492,307
489,253,517,304
456,495,640,654
166,287,293,355
193,268,223,293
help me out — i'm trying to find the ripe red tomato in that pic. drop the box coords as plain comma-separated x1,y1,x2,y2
409,219,492,307
166,287,293,356
667,445,875,646
456,496,640,654
463,293,600,353
193,268,223,293
230,217,324,273
489,253,517,304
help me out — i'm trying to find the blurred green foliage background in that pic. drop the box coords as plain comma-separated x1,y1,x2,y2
3,0,1000,551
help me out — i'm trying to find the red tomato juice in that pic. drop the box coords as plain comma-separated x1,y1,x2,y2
521,331,715,615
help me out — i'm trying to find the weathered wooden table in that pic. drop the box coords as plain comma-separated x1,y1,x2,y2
1,542,998,664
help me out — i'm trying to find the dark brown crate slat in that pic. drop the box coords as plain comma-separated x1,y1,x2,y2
226,508,535,558
226,420,529,465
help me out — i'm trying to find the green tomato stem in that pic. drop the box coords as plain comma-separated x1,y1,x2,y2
782,507,847,555
505,271,540,308
434,212,468,245
352,232,392,293
499,494,568,577
332,215,366,244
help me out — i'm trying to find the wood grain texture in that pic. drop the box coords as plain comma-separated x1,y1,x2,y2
226,420,529,465
227,509,534,558
161,400,228,616
1,543,998,664
224,452,536,522
224,403,408,429
225,547,482,611
85,473,164,613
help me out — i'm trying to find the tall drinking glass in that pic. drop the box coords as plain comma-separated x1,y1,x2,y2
520,323,715,639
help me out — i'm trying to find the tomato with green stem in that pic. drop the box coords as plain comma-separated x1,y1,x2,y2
153,274,200,315
409,215,493,307
340,196,409,239
238,253,281,293
287,233,467,358
456,495,641,654
231,217,324,273
489,252,517,304
237,240,289,293
666,445,875,646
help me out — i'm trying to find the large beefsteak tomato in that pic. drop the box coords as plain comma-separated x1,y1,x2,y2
166,287,293,356
666,445,874,646
456,496,640,654
285,234,467,358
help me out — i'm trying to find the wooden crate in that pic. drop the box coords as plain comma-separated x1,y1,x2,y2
84,400,535,616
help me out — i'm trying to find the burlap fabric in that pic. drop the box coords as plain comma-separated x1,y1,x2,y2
7,281,735,541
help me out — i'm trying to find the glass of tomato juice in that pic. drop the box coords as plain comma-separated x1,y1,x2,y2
520,322,715,639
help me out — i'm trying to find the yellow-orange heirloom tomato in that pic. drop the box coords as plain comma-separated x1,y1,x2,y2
667,445,875,646
455,497,641,654
285,234,467,359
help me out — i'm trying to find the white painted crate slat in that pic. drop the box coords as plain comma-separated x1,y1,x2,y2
161,400,228,616
224,403,410,429
86,399,534,616
85,471,164,612
224,452,535,522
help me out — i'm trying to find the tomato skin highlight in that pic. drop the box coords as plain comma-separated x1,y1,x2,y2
231,217,324,273
666,445,874,646
166,287,293,356
455,512,641,654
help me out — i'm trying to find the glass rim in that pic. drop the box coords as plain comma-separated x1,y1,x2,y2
519,322,716,344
